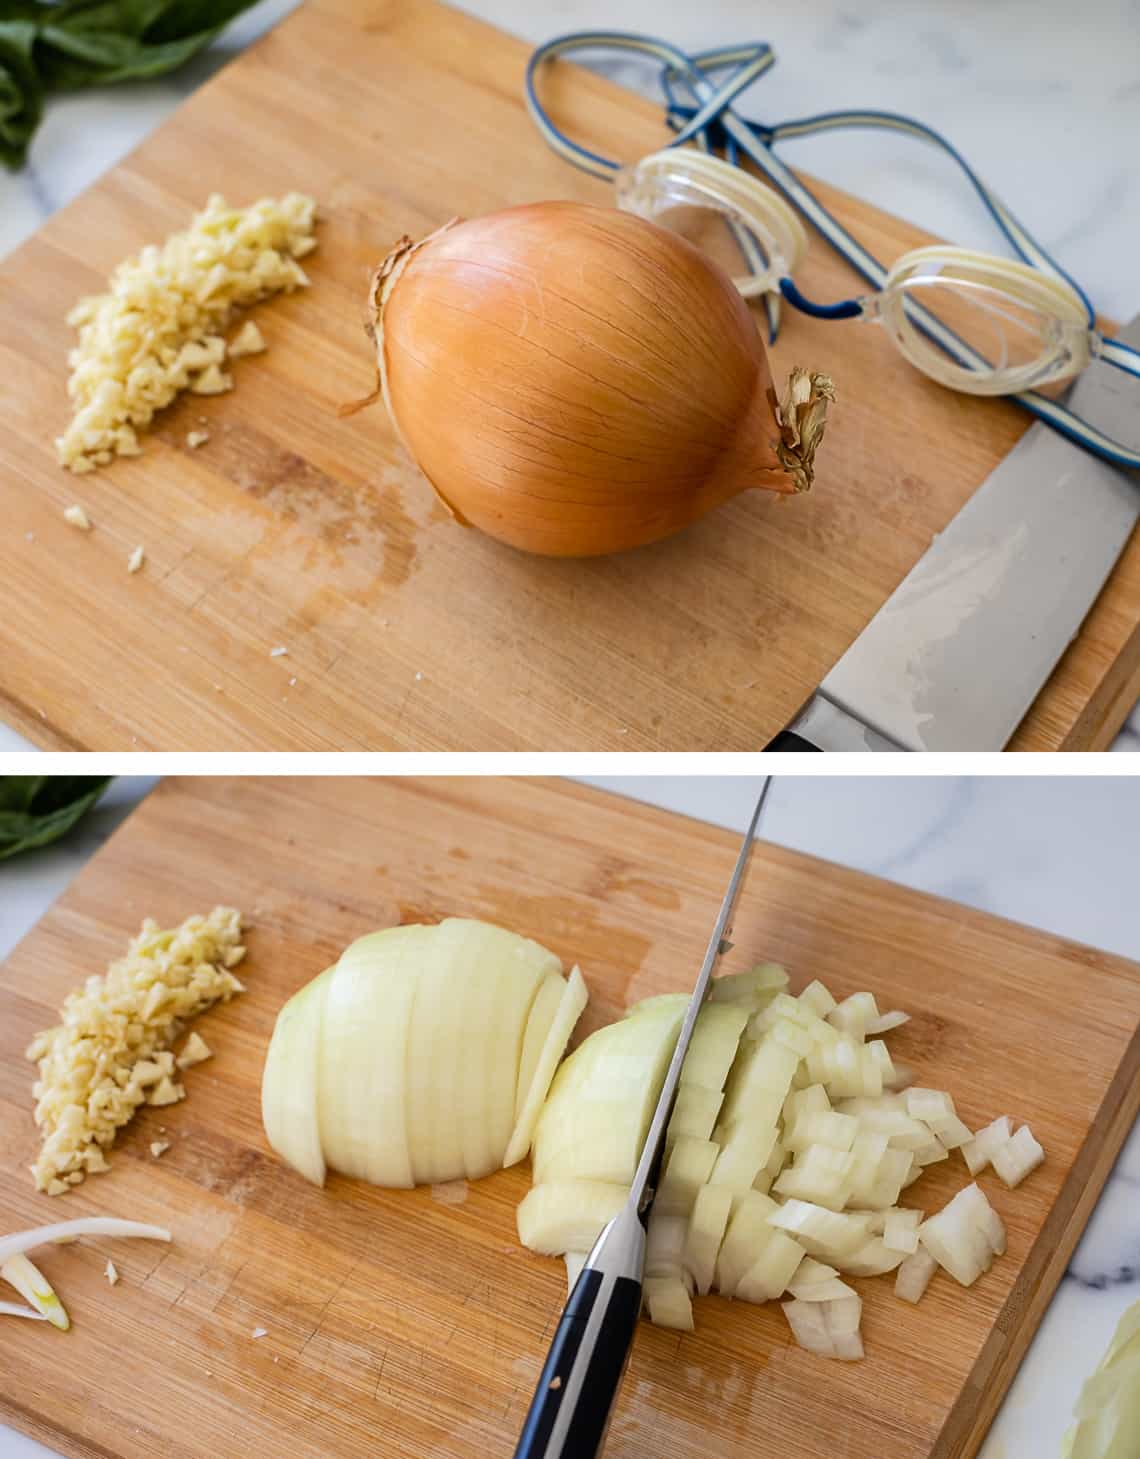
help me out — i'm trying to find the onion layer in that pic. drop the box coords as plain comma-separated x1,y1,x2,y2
368,203,833,557
261,919,586,1188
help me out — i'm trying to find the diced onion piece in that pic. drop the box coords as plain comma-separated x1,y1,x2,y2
918,1182,1002,1287
645,1211,688,1278
644,1276,694,1331
835,1236,906,1277
928,1113,974,1150
503,965,589,1167
714,1191,778,1295
722,1087,785,1134
828,993,879,1039
721,1039,800,1124
708,965,788,1006
666,1085,724,1152
961,1115,1013,1176
906,1088,955,1123
864,1040,896,1090
770,1018,815,1058
782,1294,865,1361
735,1231,805,1302
784,1084,830,1124
784,1111,858,1154
797,980,836,1018
882,1207,923,1254
564,1252,587,1295
991,1124,1045,1189
0,1253,69,1330
954,1181,1007,1257
883,1060,914,1091
844,1131,892,1209
767,1200,871,1261
657,1138,720,1216
865,1150,915,1209
786,1258,841,1293
763,1140,787,1181
832,1331,866,1361
912,1135,950,1167
865,1009,909,1035
751,992,807,1034
683,1185,733,1296
824,1292,863,1336
786,1271,856,1303
895,1248,938,1304
710,1121,779,1192
782,1297,831,1354
681,1003,750,1091
516,1180,627,1255
774,1145,855,1212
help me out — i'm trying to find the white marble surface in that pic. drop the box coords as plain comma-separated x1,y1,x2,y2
2,774,1139,1456
0,0,1138,750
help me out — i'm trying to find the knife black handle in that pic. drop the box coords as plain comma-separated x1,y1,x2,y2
764,730,822,751
513,1267,642,1459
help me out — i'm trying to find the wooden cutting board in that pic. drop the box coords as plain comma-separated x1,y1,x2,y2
1,0,1138,750
2,777,1139,1459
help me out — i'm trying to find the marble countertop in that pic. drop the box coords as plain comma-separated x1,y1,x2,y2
1,0,1138,750
3,774,1139,1457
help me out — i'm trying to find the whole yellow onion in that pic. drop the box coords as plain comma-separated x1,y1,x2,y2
367,201,833,558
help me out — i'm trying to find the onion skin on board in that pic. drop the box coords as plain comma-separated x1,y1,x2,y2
365,201,834,558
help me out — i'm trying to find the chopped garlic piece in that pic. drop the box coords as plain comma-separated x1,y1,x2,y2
177,1032,212,1068
149,1140,170,1159
147,1077,184,1108
185,430,210,449
25,908,244,1194
189,364,232,396
251,1326,268,1339
57,193,317,473
228,321,266,357
63,505,92,530
269,646,288,658
127,545,145,574
105,1260,119,1286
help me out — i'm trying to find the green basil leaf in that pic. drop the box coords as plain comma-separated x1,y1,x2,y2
1,0,258,167
0,776,112,860
0,19,44,169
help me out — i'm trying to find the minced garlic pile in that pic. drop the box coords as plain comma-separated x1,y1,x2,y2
56,193,316,474
25,907,245,1194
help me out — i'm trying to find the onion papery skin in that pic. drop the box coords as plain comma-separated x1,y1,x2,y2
370,202,833,558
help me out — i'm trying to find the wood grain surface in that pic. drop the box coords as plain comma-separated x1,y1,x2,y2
2,776,1139,1459
0,0,1137,750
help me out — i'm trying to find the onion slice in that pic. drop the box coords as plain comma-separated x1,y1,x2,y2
0,1300,46,1320
261,966,332,1187
504,966,588,1168
0,1219,171,1264
1,1253,69,1330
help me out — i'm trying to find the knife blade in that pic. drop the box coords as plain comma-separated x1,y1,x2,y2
512,779,771,1459
766,315,1140,751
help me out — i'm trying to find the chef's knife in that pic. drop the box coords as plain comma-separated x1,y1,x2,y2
513,779,772,1459
765,316,1140,751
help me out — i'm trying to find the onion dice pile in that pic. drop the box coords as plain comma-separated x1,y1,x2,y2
517,965,1047,1361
